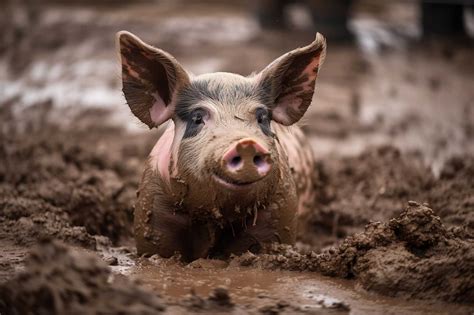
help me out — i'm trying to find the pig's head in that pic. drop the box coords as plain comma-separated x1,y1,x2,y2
117,31,326,213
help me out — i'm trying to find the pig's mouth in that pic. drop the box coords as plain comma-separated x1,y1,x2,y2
212,173,263,190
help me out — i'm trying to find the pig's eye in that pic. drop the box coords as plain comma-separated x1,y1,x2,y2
183,108,207,138
256,107,272,137
256,108,269,124
192,112,203,125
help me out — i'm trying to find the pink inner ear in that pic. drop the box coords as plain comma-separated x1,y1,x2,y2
149,93,173,126
272,54,321,125
303,56,321,77
273,97,303,125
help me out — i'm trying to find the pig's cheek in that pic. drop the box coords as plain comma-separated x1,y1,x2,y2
149,124,175,184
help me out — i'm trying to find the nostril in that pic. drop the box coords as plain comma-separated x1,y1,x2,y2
253,155,263,167
230,156,242,167
253,155,271,175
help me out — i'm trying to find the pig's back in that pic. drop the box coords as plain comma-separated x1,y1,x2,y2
273,124,315,215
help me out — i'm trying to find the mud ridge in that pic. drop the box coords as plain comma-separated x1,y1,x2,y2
300,146,474,250
232,202,474,303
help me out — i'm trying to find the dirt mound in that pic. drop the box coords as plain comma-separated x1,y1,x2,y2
300,146,474,250
0,239,166,314
319,202,474,302
232,202,474,303
0,103,155,249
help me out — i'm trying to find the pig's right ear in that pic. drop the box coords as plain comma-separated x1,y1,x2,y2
257,33,326,126
116,31,190,128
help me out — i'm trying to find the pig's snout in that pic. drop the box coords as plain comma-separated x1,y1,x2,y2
219,138,272,186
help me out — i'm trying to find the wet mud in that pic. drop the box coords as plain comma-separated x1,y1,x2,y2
0,240,166,314
1,240,348,314
235,202,474,303
301,146,474,250
0,103,146,251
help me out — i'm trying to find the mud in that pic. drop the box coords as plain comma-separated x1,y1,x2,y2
1,1,474,313
0,239,166,314
300,146,474,250
231,202,474,303
1,239,343,315
132,251,473,314
0,102,150,251
1,102,473,312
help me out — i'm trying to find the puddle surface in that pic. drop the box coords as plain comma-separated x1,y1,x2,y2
125,261,473,314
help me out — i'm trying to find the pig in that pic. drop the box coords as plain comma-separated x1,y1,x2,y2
116,31,326,261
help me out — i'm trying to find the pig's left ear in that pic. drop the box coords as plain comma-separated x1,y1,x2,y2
116,31,190,128
257,33,326,126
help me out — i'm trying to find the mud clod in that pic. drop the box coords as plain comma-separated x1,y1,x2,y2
258,300,301,315
0,239,166,315
208,286,234,307
349,204,473,302
182,287,236,312
389,202,446,248
320,203,474,302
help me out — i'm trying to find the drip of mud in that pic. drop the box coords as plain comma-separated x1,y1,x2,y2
127,262,473,315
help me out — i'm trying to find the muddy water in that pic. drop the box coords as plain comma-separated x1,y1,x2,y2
123,261,473,314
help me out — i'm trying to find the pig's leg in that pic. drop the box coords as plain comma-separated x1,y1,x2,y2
134,167,215,261
134,175,187,258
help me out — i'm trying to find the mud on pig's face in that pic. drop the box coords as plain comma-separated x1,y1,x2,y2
116,31,326,199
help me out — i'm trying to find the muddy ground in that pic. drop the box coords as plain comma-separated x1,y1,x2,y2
1,1,474,314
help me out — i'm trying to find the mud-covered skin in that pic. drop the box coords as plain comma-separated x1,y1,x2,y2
134,129,300,261
273,123,316,216
118,31,326,261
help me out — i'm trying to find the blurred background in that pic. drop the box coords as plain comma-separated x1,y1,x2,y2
1,0,473,173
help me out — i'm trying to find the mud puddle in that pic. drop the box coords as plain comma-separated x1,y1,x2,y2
126,262,472,314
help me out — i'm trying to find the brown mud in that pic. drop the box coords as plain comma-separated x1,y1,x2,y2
1,102,473,313
0,103,143,249
1,239,353,314
301,146,474,249
1,1,474,314
231,202,474,303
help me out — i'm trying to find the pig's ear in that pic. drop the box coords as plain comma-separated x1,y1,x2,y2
116,31,190,128
257,33,326,126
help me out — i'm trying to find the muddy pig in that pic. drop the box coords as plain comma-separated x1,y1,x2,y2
116,31,326,261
